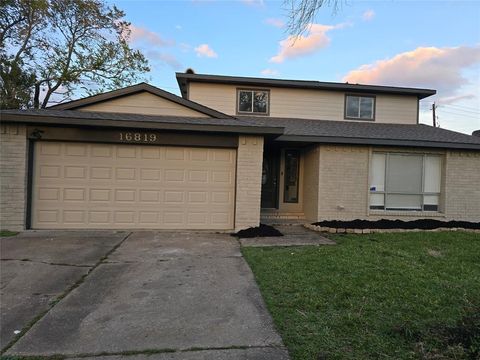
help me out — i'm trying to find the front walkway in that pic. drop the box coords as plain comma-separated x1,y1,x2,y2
239,225,336,247
1,231,288,359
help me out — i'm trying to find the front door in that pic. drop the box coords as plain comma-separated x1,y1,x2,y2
261,149,279,208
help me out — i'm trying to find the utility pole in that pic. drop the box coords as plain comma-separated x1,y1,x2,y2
432,102,437,127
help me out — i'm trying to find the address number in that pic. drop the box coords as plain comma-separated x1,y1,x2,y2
119,132,157,142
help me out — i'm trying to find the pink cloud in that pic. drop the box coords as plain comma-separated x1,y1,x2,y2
265,18,285,28
343,46,480,97
194,44,218,58
129,25,173,47
270,23,348,63
362,9,375,21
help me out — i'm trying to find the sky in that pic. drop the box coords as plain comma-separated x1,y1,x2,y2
112,0,480,135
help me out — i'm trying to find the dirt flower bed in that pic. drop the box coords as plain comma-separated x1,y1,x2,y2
313,219,480,230
231,224,283,238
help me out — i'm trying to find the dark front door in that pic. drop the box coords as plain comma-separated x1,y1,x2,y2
261,149,279,208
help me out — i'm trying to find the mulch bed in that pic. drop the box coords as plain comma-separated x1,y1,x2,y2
231,224,284,238
313,219,480,230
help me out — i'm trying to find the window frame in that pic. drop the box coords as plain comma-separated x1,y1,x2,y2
236,88,270,116
344,94,376,121
369,152,442,212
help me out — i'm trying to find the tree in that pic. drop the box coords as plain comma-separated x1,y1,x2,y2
284,0,344,35
0,0,150,109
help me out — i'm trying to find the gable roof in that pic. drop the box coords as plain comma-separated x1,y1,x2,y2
176,73,437,100
49,82,230,118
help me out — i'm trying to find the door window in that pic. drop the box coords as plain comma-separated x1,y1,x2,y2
284,149,300,203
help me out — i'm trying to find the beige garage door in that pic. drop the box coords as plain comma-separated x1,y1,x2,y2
32,141,236,229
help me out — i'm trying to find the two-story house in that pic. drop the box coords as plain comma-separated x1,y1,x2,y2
1,72,479,232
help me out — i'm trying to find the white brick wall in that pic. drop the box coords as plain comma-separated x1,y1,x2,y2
235,135,264,231
0,124,28,231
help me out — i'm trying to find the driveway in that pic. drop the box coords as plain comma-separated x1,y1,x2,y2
1,231,288,359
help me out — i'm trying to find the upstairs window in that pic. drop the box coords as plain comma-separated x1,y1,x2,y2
345,95,375,120
237,89,269,115
369,153,442,212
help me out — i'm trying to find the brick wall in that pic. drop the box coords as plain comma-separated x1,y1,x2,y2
0,124,28,231
235,135,264,231
444,150,480,221
310,145,480,222
317,145,369,220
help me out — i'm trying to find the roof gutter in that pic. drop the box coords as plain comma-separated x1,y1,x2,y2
0,113,285,136
277,135,480,150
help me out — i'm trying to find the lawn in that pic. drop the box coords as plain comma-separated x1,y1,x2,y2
242,232,480,360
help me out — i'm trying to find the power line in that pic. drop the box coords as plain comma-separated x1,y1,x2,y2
438,110,480,119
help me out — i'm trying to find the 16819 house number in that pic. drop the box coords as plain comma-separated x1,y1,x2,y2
119,132,157,143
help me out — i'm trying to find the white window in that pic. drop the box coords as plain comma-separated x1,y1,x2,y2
345,95,375,120
369,153,442,211
237,89,269,115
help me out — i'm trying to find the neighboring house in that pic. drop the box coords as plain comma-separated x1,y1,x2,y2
1,72,479,232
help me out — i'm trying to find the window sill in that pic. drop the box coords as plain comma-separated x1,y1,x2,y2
368,210,445,217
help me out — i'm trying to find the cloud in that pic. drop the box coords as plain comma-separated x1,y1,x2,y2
194,44,218,58
241,0,264,7
146,50,182,70
362,9,375,21
343,45,480,98
129,25,174,47
437,93,476,105
265,18,285,28
270,23,349,63
261,68,279,76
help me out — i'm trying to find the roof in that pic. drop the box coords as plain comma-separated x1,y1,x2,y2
1,109,479,150
0,109,284,136
241,116,480,150
49,82,230,119
176,73,437,100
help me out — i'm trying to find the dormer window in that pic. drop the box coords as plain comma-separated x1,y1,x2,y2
237,89,269,115
345,94,375,120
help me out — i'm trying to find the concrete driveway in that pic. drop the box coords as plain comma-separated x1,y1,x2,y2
1,231,288,359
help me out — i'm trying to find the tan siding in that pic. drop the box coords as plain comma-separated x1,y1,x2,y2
79,91,209,117
188,83,418,124
375,95,418,124
0,124,28,231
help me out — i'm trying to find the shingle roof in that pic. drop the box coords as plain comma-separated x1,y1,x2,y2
0,109,284,135
1,109,479,150
176,73,436,100
241,116,480,150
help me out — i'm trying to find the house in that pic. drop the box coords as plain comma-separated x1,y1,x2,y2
1,72,479,232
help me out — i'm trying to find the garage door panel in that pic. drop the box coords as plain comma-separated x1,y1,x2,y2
32,142,235,229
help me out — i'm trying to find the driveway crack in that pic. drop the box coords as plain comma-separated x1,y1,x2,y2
0,258,92,268
1,232,133,354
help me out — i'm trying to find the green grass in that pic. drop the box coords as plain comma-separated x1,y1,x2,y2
0,230,18,237
242,232,480,360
